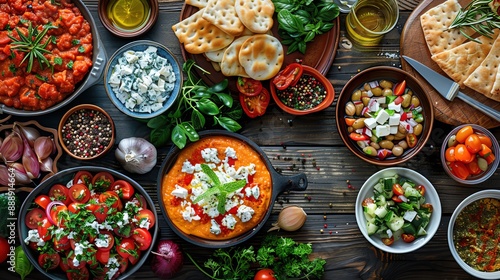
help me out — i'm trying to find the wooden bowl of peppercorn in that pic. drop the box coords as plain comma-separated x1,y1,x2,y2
58,104,115,160
269,64,335,115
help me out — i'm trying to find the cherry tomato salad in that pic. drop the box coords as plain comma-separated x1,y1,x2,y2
23,170,155,280
444,125,497,180
344,79,424,160
362,175,433,246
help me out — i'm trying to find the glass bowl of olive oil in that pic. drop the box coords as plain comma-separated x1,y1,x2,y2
98,0,158,37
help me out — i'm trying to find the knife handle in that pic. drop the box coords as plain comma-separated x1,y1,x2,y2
457,92,500,121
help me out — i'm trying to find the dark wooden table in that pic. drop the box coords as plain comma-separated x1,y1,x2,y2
3,0,500,279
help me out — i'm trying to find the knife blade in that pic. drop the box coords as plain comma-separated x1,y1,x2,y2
402,55,500,121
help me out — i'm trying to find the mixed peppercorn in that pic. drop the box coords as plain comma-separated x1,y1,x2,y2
61,108,113,158
275,74,327,110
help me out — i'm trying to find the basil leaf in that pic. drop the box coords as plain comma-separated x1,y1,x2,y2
318,3,340,21
15,246,33,280
278,10,301,33
197,98,220,115
224,105,243,120
215,93,233,107
191,110,206,129
171,125,187,149
193,89,213,99
304,31,316,42
209,79,228,92
298,41,307,54
320,22,335,33
151,127,171,147
217,117,242,132
180,122,199,142
147,115,168,129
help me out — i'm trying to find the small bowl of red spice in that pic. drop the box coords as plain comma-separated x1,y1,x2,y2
58,104,115,160
269,64,335,115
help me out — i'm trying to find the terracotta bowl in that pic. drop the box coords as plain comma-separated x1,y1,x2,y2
270,65,335,115
335,66,434,166
58,104,115,160
440,124,499,185
98,0,159,38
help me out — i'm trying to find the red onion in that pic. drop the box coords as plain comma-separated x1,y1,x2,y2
45,201,64,225
151,240,183,279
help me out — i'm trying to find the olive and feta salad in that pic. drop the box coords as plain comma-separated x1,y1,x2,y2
108,46,177,113
362,175,433,246
344,79,424,160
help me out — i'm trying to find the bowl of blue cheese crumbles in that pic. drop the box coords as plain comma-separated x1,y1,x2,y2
104,40,183,119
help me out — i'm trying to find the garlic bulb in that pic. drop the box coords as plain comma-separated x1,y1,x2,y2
268,205,307,232
115,137,157,174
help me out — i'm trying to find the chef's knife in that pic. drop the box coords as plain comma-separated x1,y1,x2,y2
402,55,500,121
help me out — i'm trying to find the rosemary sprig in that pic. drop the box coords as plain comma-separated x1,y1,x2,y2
8,22,57,73
449,0,500,43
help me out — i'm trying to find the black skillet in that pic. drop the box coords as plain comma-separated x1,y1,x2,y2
157,130,308,248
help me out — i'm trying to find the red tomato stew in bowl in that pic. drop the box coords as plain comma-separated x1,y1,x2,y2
0,0,93,111
23,170,155,280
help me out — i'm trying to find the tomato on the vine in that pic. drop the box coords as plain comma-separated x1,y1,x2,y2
236,77,263,96
240,88,270,118
254,268,276,280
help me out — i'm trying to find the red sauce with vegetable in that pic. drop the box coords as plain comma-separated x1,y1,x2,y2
0,0,93,111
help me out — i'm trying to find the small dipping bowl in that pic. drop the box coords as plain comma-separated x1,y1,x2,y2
98,0,159,37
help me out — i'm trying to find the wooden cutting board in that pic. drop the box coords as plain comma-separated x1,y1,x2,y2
400,0,500,129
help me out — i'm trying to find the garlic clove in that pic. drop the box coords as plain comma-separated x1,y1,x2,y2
0,132,23,163
7,162,31,185
13,123,40,147
0,165,9,186
268,205,307,232
39,156,54,173
17,129,40,180
34,136,54,162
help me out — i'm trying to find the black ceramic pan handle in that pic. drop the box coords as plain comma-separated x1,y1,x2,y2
271,169,308,194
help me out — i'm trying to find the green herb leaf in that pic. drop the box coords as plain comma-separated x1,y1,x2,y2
147,115,168,129
180,122,199,142
15,246,34,280
217,116,242,132
197,98,220,115
208,79,228,92
171,125,187,149
215,93,233,107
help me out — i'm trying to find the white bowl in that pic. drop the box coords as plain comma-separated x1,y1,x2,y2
355,167,442,254
448,190,500,279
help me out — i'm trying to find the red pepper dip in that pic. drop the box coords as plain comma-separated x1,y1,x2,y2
453,198,500,272
0,0,93,111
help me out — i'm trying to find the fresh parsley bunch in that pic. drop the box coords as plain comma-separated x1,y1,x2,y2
186,235,326,280
273,0,340,54
147,59,242,149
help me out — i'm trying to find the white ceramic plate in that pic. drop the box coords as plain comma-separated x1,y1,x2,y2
355,167,442,254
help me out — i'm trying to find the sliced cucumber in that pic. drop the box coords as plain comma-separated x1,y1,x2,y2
374,206,388,219
387,216,404,232
367,222,379,235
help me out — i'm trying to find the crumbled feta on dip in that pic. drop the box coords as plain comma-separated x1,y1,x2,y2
108,46,176,113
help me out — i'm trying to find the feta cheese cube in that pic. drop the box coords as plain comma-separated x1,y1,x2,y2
388,102,401,112
390,126,398,134
375,110,390,124
364,118,377,129
389,114,400,126
375,125,391,137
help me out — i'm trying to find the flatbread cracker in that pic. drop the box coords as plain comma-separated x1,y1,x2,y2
463,35,500,100
239,34,283,80
220,36,251,77
172,8,234,54
235,0,274,33
185,0,209,8
431,30,499,88
420,0,474,55
202,0,244,36
204,48,226,63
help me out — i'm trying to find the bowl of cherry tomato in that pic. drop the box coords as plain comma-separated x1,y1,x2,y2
269,63,335,115
335,66,434,166
18,166,158,280
441,124,499,184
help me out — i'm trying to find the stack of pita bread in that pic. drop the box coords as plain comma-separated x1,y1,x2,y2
172,0,284,81
420,0,500,102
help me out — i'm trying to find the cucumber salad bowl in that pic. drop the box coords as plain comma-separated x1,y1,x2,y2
355,167,441,254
